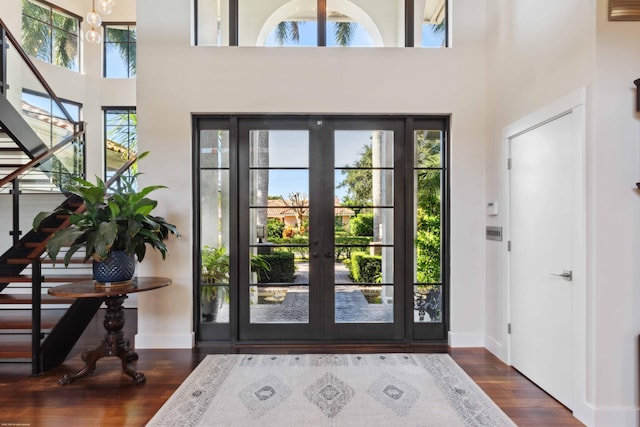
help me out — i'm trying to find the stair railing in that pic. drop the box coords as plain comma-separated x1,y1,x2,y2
0,17,77,124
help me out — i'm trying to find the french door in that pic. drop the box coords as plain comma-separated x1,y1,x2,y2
195,116,448,343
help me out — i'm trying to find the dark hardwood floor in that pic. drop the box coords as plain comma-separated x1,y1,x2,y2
0,309,583,426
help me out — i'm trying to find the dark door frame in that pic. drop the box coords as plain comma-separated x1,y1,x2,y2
193,114,450,345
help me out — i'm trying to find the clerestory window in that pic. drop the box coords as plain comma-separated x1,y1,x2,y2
195,0,448,48
21,0,81,71
103,23,137,78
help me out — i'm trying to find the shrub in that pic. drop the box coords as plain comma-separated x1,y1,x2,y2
350,213,374,236
334,235,371,259
267,218,285,240
350,252,382,283
282,226,296,238
257,251,295,283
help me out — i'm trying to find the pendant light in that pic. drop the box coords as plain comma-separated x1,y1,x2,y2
85,0,103,44
96,0,114,15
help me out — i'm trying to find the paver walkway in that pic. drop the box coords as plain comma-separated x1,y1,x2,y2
209,262,414,324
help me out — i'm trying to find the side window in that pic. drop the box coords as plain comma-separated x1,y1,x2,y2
22,0,80,71
104,108,137,184
104,24,137,78
22,90,80,146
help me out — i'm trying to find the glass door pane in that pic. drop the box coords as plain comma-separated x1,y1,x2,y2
247,129,311,325
412,124,447,340
334,130,395,323
199,126,232,341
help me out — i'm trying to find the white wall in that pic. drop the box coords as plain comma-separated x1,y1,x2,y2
484,0,594,422
486,0,640,425
135,0,488,348
591,0,640,424
484,0,593,360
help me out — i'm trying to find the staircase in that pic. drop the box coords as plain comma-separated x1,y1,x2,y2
0,125,57,192
0,18,112,375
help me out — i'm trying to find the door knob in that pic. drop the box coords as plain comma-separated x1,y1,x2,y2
549,270,572,281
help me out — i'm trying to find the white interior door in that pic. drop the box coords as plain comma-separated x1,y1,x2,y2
509,111,576,409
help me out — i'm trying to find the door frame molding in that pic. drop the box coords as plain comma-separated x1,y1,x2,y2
502,87,588,420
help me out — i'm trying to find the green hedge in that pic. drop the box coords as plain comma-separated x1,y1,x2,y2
350,252,382,283
267,236,309,259
256,251,295,283
350,213,374,236
335,236,371,259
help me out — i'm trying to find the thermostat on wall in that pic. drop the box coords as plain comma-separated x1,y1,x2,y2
487,201,499,216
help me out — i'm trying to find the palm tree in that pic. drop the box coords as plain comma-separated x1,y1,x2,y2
273,20,355,47
333,22,356,46
21,0,78,70
274,21,303,45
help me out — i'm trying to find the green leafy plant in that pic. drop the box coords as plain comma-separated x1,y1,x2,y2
201,245,230,285
33,154,180,266
201,245,229,304
200,246,270,302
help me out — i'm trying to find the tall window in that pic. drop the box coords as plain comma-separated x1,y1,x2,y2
104,24,136,78
413,126,445,327
104,108,137,183
21,0,80,71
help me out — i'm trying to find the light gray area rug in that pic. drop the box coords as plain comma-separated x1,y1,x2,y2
146,353,516,427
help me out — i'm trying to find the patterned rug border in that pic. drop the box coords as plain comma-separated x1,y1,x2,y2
146,353,515,427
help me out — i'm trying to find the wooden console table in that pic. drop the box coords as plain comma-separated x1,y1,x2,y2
48,277,172,385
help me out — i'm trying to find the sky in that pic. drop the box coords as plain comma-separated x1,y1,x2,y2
264,21,445,47
254,129,386,202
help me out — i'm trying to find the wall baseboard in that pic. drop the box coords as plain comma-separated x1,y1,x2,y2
134,332,195,349
484,334,507,362
448,331,484,347
573,402,639,427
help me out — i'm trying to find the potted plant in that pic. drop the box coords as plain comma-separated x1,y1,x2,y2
200,245,271,321
200,245,229,322
33,155,180,284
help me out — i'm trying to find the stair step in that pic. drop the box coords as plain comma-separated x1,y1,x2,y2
6,258,90,265
0,294,76,304
0,309,65,330
5,259,34,265
0,336,33,359
0,275,93,283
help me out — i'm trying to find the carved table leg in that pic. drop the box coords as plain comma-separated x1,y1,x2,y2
59,294,145,385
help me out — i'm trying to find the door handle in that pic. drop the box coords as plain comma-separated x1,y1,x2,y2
549,270,573,281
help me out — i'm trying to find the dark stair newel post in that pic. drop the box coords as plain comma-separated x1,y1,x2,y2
10,179,21,246
0,24,7,95
31,256,42,376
